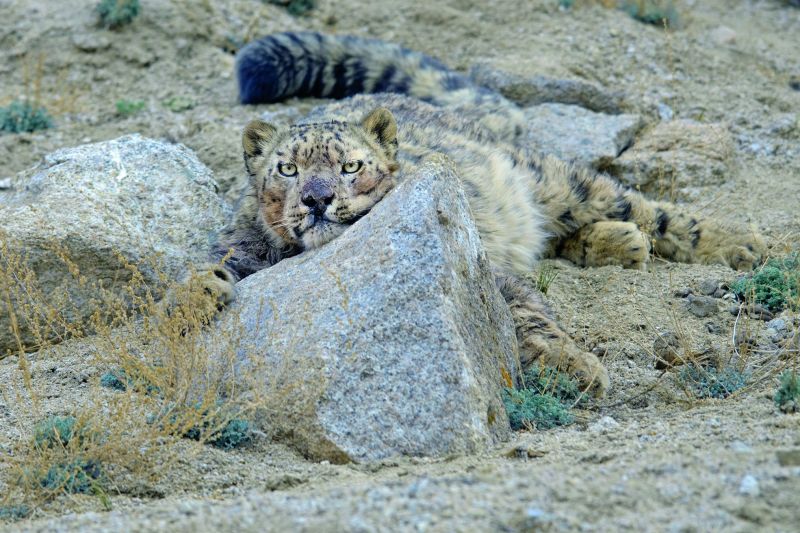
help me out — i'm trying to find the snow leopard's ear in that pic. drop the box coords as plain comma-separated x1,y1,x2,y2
242,119,277,158
242,119,278,176
361,107,397,157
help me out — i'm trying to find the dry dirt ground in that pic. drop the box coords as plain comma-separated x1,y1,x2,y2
1,0,799,531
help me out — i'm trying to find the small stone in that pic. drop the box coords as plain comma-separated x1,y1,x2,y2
777,449,800,466
71,33,111,52
705,322,722,335
686,295,719,318
588,416,620,433
748,304,774,321
766,318,787,332
657,103,674,121
730,441,752,453
699,279,720,296
654,331,682,369
728,304,742,316
709,26,737,45
713,288,727,299
673,287,692,298
738,475,760,497
0,177,12,190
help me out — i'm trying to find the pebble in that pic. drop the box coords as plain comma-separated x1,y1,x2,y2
0,177,12,190
657,103,674,121
589,416,620,433
654,331,681,369
686,295,718,318
71,33,111,52
709,26,737,45
738,475,760,497
673,287,692,298
699,279,720,296
766,318,787,332
730,441,752,453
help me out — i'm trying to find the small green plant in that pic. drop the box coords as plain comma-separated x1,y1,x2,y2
100,369,128,391
679,363,748,399
774,370,799,413
733,254,799,312
162,96,196,112
39,459,103,494
503,388,574,430
267,0,316,16
0,505,31,521
115,99,145,117
502,366,580,430
535,264,559,295
96,0,140,29
0,100,52,134
33,416,80,449
183,417,252,450
619,0,680,28
523,365,587,406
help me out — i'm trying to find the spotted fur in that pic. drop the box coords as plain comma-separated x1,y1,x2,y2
190,33,767,397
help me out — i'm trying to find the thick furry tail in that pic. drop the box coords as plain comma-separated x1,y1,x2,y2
236,31,494,107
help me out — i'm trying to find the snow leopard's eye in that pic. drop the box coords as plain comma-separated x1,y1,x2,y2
278,162,297,177
342,160,363,174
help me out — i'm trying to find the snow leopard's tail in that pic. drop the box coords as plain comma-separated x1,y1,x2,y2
236,32,500,107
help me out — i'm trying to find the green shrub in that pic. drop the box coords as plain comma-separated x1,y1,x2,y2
96,0,140,29
0,101,52,134
774,370,799,413
33,416,80,449
184,417,252,450
619,0,680,28
679,364,748,399
115,99,145,117
100,369,128,391
523,365,586,406
39,459,103,494
0,505,31,521
162,96,195,112
733,254,799,312
267,0,316,16
502,388,574,430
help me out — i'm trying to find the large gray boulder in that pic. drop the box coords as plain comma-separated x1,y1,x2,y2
607,119,735,198
215,160,520,463
0,135,229,354
524,103,644,169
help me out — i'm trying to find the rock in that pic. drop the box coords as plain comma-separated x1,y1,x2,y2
0,177,12,190
738,475,760,497
654,331,682,369
699,279,720,296
588,416,620,433
523,104,644,169
608,120,734,198
709,26,737,45
686,295,719,318
213,160,519,463
766,318,787,332
672,287,692,298
470,64,626,113
0,135,229,354
71,33,111,52
776,449,800,466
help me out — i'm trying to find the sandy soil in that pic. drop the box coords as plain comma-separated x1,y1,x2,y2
1,0,799,530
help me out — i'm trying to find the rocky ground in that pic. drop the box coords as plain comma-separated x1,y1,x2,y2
1,0,799,531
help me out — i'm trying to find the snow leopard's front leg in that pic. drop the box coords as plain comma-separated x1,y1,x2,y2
494,270,610,397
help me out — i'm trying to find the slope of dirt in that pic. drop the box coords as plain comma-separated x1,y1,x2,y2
1,0,799,530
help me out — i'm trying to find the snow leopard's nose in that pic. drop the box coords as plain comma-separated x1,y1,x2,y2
301,179,335,216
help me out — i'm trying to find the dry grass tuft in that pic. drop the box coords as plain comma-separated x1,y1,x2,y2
0,231,263,514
